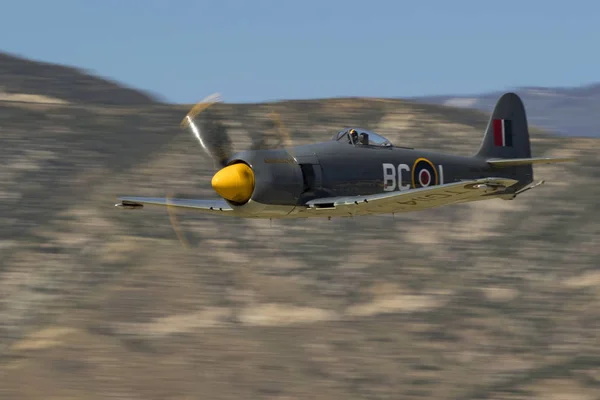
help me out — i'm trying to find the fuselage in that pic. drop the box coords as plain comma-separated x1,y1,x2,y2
222,139,527,218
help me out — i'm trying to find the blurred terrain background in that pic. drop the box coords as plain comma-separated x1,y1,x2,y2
0,51,598,400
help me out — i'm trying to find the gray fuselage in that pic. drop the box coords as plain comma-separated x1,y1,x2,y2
225,139,528,218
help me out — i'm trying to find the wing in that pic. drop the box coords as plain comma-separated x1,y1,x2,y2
305,177,519,216
487,157,575,167
115,197,233,213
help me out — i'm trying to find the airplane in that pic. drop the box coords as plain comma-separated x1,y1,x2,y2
115,92,573,219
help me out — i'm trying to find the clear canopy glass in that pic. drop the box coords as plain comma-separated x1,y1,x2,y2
332,128,393,147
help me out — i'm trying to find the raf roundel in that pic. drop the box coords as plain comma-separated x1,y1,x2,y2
412,158,438,188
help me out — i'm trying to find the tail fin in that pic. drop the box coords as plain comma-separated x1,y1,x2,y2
476,92,531,159
476,92,533,183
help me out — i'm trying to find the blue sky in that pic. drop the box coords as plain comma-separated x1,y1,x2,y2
1,0,599,103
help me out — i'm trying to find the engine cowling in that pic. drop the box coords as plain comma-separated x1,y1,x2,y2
211,149,304,216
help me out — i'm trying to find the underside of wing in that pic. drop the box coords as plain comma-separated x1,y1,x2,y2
115,197,233,213
487,157,575,167
305,177,519,215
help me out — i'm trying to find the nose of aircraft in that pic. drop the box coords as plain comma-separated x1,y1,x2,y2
211,163,255,203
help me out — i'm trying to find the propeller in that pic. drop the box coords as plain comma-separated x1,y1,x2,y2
168,95,296,248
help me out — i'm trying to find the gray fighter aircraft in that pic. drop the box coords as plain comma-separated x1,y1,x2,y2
116,92,573,219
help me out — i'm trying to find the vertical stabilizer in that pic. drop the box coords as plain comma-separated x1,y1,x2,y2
476,92,533,183
476,92,531,159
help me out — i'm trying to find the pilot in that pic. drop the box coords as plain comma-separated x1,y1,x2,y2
349,129,359,144
359,132,369,145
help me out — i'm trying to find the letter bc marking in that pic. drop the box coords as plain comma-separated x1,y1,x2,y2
383,161,444,192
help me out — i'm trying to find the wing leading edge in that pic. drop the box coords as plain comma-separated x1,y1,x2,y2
116,197,233,213
305,177,519,215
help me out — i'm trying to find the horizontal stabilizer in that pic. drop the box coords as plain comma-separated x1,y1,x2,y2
487,157,575,167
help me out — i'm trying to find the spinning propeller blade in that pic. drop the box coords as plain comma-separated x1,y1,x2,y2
180,93,232,169
166,192,190,249
267,109,296,160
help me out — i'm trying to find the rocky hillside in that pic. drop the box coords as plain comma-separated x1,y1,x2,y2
413,83,600,138
0,59,598,400
0,52,159,105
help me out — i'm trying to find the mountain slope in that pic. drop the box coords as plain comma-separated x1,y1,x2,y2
413,83,600,138
0,51,159,105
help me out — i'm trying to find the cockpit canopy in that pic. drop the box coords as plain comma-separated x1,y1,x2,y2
332,128,393,147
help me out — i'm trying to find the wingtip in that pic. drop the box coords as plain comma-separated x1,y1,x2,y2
115,200,144,209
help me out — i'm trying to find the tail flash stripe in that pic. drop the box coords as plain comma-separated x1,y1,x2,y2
493,119,503,146
504,119,513,147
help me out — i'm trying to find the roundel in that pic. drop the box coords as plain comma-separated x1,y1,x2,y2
412,158,438,188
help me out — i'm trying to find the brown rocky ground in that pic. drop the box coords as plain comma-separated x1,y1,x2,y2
0,95,598,399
